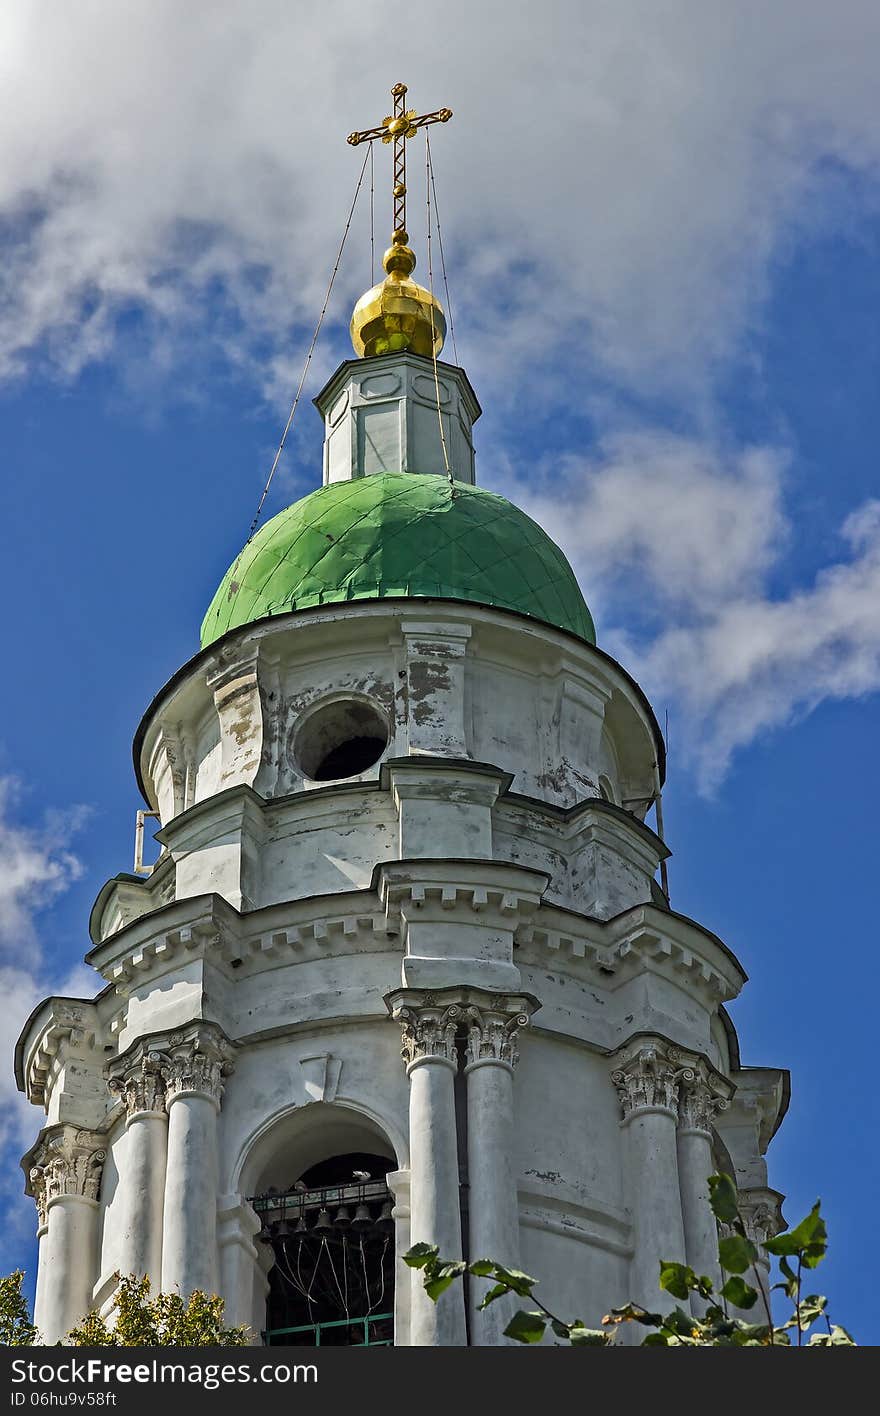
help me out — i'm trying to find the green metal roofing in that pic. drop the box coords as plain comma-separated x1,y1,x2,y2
200,472,595,649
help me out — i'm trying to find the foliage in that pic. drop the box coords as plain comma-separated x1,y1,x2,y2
405,1173,856,1347
0,1271,38,1346
0,1273,250,1347
65,1276,250,1346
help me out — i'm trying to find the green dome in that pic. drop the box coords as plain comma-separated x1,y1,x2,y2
200,472,595,649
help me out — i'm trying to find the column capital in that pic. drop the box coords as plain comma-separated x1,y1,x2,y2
611,1036,683,1120
611,1036,734,1126
387,992,461,1072
28,1126,106,1221
738,1187,786,1248
463,997,533,1073
106,1043,168,1121
386,986,539,1074
676,1057,732,1134
160,1022,236,1108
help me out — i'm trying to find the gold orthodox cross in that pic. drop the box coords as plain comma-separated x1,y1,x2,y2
347,83,452,239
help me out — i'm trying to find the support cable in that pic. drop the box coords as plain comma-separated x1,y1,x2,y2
369,140,375,286
244,144,371,543
426,131,459,368
425,134,455,493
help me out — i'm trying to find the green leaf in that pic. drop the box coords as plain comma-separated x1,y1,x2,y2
708,1173,740,1224
603,1303,663,1327
765,1202,827,1268
662,1306,702,1338
720,1276,759,1309
477,1283,510,1311
468,1259,496,1278
729,1322,772,1346
641,1331,670,1346
659,1262,697,1300
797,1294,828,1328
503,1310,547,1344
695,1274,715,1299
568,1325,611,1346
404,1243,439,1268
808,1325,856,1346
424,1260,466,1301
492,1265,537,1298
718,1234,757,1274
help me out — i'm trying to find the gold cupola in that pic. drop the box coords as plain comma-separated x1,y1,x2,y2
350,230,446,359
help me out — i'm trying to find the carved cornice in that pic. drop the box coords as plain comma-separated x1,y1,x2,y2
106,1046,168,1120
16,999,102,1108
464,1001,530,1071
377,861,549,937
29,1127,106,1222
160,1023,236,1107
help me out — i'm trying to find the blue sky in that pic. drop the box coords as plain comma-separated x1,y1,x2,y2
1,1,879,1342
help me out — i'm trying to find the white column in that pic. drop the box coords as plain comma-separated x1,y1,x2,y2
31,1221,49,1337
107,1050,168,1284
677,1065,730,1314
160,1025,234,1297
612,1040,687,1319
30,1128,105,1343
389,993,467,1347
386,1169,412,1348
737,1189,785,1320
463,998,531,1346
217,1196,263,1332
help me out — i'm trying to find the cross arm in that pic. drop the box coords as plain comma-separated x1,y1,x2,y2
347,108,452,147
408,108,453,132
347,125,388,147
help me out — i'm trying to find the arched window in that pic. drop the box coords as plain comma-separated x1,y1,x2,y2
253,1151,396,1346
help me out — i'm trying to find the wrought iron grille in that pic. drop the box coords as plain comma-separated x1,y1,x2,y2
252,1179,395,1347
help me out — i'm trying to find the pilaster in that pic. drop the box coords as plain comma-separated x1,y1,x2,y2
379,859,547,991
400,620,472,757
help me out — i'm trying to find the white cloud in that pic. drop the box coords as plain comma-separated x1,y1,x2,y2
522,437,880,789
641,501,880,788
2,4,880,788
0,1,879,398
517,433,789,613
0,778,93,1273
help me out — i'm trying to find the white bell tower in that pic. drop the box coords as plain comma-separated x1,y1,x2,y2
15,85,788,1348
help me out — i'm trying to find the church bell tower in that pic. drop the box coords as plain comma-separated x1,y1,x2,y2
15,85,788,1347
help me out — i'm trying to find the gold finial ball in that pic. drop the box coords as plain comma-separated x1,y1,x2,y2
383,233,416,277
350,236,446,360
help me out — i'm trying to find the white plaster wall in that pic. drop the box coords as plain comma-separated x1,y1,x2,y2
221,1022,411,1195
259,795,398,903
139,604,661,839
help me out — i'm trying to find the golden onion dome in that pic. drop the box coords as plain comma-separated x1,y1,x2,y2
350,229,446,359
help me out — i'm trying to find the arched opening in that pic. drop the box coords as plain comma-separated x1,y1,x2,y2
294,697,389,782
245,1108,398,1347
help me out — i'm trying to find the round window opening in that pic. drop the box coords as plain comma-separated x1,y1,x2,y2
296,698,389,782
